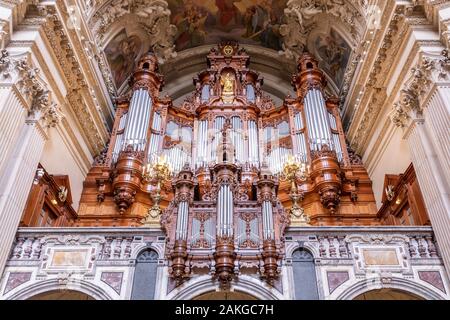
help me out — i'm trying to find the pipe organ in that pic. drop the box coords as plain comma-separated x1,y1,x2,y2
77,43,378,288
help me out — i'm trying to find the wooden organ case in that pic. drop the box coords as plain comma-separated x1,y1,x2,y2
77,43,379,288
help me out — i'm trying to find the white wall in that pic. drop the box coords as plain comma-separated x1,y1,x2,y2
366,127,411,209
40,129,88,211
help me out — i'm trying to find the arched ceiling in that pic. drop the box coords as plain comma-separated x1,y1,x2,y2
86,0,375,104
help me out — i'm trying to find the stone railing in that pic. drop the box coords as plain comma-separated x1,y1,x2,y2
7,226,440,264
8,227,166,263
1,226,448,300
285,226,440,260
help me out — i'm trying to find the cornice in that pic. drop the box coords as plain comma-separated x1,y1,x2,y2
342,0,398,125
37,6,108,155
346,2,449,156
347,6,409,153
54,1,114,124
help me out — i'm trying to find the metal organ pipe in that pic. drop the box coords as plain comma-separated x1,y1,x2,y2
112,112,128,163
196,120,208,168
148,112,162,161
122,89,152,151
248,120,259,165
328,113,343,162
317,90,332,146
313,90,325,148
262,201,274,240
311,90,322,146
212,117,225,163
231,116,243,163
316,89,332,146
175,201,189,240
304,89,332,151
217,184,234,237
304,93,314,149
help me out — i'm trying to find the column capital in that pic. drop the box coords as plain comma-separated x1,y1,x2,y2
0,49,64,128
390,49,450,130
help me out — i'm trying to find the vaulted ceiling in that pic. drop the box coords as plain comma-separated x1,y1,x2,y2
85,0,379,108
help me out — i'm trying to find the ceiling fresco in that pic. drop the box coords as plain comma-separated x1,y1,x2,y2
167,0,287,51
91,0,367,96
314,28,351,89
104,29,142,89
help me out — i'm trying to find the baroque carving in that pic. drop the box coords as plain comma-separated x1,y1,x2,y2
91,0,177,63
113,186,136,214
0,49,63,127
279,0,363,60
390,50,450,128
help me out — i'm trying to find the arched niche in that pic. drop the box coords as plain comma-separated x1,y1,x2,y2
130,249,159,300
291,248,319,300
193,291,258,300
28,289,95,300
353,288,424,300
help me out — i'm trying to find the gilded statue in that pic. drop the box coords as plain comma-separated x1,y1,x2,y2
221,72,234,95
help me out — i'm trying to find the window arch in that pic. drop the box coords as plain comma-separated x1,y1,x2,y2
131,249,159,300
291,248,319,300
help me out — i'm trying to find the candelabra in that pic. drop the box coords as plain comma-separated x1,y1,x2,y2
281,155,310,224
142,155,172,224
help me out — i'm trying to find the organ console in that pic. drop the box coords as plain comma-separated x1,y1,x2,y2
76,42,379,287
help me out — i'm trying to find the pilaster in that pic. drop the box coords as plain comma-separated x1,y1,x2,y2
390,49,450,278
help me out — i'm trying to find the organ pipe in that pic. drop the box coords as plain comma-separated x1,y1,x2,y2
112,112,128,163
304,89,332,151
175,201,189,240
164,147,191,174
122,89,152,151
148,112,162,160
212,117,225,163
217,184,234,237
262,201,274,240
196,120,208,168
231,116,243,163
248,120,259,165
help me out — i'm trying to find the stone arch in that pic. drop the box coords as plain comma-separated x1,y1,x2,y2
336,277,446,300
6,278,113,300
285,241,320,259
166,275,284,300
130,242,164,261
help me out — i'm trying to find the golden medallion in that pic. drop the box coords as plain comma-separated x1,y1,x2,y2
223,45,233,56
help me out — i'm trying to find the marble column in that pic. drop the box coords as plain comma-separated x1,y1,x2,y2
406,119,450,276
389,48,450,278
0,117,47,275
0,51,54,275
0,88,27,178
423,87,450,187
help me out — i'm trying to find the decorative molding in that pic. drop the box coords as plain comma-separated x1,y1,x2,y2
89,0,177,63
390,49,450,128
0,49,63,128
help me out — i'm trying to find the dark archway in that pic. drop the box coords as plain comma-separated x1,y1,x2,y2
292,248,319,300
131,249,159,300
28,289,95,300
353,288,424,300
